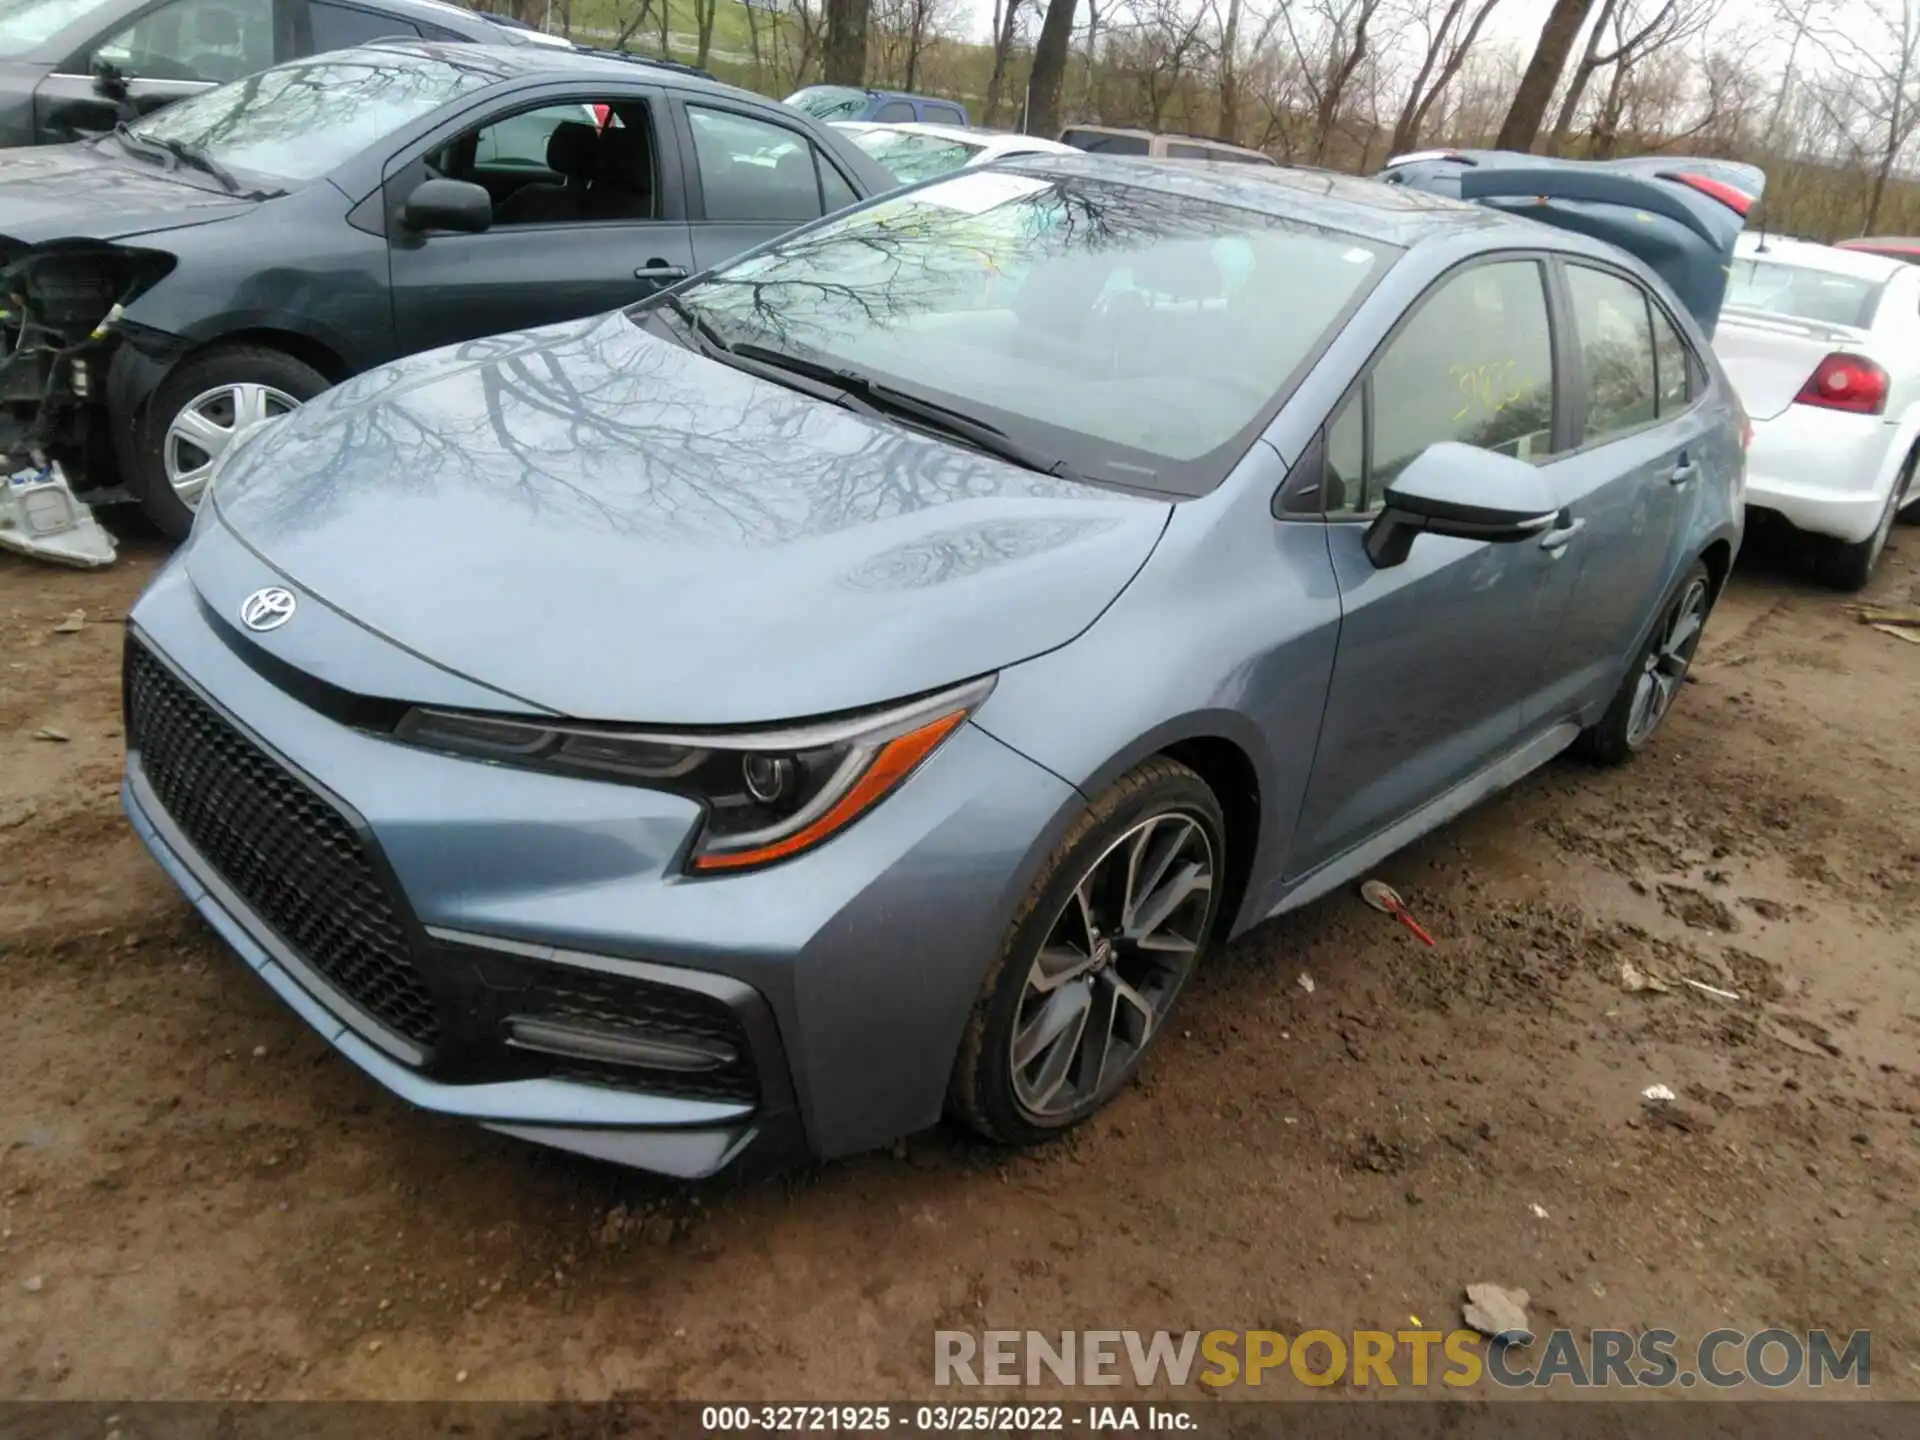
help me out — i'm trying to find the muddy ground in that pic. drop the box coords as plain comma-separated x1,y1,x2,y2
1,518,1916,1404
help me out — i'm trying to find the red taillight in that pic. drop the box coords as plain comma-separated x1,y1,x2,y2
1794,353,1889,415
1671,170,1753,216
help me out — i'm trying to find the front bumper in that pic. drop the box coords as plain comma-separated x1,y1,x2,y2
120,549,1081,1175
1743,407,1905,544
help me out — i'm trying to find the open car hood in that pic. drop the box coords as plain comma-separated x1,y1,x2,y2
205,311,1173,725
1376,150,1765,337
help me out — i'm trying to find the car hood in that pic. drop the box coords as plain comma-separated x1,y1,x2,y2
0,141,256,244
207,311,1174,725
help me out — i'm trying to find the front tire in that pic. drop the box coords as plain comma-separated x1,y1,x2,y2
947,758,1225,1147
133,346,327,539
1578,559,1714,767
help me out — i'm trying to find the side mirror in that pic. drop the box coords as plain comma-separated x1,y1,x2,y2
401,178,493,235
91,57,140,123
1365,441,1561,569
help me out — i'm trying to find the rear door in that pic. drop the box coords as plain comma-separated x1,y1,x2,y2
671,96,865,272
1378,151,1763,337
1528,258,1706,726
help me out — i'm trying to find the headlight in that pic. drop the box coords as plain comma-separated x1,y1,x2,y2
393,675,994,873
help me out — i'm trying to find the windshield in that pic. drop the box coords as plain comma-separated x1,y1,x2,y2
1725,258,1886,329
0,0,111,52
849,128,985,184
663,170,1394,494
126,51,498,183
785,85,870,121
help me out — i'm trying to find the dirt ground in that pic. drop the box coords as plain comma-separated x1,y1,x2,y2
1,516,1917,1405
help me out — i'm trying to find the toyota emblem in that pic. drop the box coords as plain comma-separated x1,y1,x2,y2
239,586,297,632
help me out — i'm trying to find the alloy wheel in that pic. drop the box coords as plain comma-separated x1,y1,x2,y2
163,382,301,507
1625,574,1710,748
1009,811,1216,1121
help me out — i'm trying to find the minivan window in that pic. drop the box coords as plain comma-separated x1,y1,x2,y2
873,99,914,122
94,0,274,85
666,170,1395,492
310,0,420,49
1567,265,1658,440
1370,260,1556,492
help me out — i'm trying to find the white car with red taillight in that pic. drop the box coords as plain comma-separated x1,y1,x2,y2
1713,234,1920,589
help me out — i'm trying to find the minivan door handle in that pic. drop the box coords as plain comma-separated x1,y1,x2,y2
634,261,689,282
1540,515,1586,553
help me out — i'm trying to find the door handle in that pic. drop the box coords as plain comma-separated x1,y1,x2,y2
1668,459,1697,486
1540,516,1586,553
634,261,689,282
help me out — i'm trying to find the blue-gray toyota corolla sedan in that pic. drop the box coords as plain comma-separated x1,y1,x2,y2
122,153,1756,1178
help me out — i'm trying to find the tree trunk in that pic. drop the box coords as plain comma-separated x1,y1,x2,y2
1024,0,1076,136
1544,0,1618,155
694,0,716,67
984,0,1021,126
1218,0,1242,143
824,0,868,85
1495,0,1595,151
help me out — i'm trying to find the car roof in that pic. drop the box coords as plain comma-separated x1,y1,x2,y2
1736,232,1905,281
355,38,746,95
1002,152,1530,249
1837,235,1920,256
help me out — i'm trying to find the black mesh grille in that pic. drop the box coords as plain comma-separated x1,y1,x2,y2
125,640,442,1048
528,971,757,1104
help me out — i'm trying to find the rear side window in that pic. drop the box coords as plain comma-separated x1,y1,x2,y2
688,104,824,223
309,1,420,49
1365,260,1557,498
1650,303,1695,416
927,105,966,125
1166,142,1214,160
1567,265,1658,441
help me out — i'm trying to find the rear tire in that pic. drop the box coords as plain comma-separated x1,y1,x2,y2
132,345,328,539
947,758,1225,1147
1813,454,1912,591
1577,560,1714,767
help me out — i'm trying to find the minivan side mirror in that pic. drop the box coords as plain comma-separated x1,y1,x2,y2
402,178,493,235
1365,441,1561,569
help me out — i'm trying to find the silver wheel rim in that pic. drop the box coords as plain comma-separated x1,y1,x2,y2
163,382,301,507
1626,575,1710,748
1009,811,1217,1121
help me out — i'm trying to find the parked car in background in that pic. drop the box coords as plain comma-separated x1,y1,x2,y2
1058,124,1275,164
122,154,1749,1178
0,40,891,536
785,84,968,127
1835,236,1920,264
1712,234,1920,588
833,119,1076,186
0,0,566,147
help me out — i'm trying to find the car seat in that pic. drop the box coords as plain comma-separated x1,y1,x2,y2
591,126,653,220
496,121,600,225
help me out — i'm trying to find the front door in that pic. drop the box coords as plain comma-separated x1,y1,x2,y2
387,90,697,357
1286,256,1583,878
34,0,284,142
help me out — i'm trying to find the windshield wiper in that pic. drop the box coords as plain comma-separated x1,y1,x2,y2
112,121,172,168
150,135,242,193
729,344,1083,481
652,292,736,357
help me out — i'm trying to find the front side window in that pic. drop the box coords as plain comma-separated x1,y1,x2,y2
126,51,496,181
93,0,274,84
1365,259,1557,499
441,99,653,226
1567,264,1658,442
848,126,983,184
309,1,419,50
873,99,914,122
661,169,1395,493
688,104,822,223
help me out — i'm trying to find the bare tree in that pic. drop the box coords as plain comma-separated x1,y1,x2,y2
1543,0,1717,156
1390,0,1507,154
1807,0,1920,232
1495,0,1596,150
1025,0,1080,135
690,0,719,68
984,0,1031,126
1283,0,1386,162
